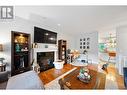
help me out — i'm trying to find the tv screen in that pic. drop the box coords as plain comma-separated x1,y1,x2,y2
34,26,57,44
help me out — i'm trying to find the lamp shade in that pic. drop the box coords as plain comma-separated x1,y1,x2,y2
0,44,3,51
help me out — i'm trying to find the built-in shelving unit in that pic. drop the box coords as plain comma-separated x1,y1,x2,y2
58,40,67,63
11,31,31,76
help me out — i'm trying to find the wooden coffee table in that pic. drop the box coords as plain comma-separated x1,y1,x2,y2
59,65,106,89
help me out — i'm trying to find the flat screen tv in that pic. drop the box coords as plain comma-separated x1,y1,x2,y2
34,26,57,44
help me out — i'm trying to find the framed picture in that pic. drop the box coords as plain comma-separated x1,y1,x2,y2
87,46,90,49
79,37,90,50
83,46,85,49
87,42,89,45
87,38,90,41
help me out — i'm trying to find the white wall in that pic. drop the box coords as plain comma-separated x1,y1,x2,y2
99,29,116,43
74,31,99,64
0,22,12,71
0,16,73,72
116,25,127,75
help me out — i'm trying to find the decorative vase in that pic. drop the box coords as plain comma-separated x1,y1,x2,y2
78,67,91,83
15,44,20,52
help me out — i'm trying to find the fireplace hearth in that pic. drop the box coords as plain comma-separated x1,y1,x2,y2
37,52,54,72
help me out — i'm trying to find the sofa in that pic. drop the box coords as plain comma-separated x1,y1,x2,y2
0,71,9,89
0,71,8,83
6,70,44,89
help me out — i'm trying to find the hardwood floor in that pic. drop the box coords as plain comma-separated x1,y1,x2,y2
116,75,125,89
99,62,125,89
39,64,76,85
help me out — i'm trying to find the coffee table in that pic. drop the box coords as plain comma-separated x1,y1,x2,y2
59,65,105,89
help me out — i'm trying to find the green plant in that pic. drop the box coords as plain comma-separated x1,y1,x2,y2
0,57,5,63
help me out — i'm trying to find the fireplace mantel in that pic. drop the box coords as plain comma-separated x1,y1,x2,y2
33,48,57,62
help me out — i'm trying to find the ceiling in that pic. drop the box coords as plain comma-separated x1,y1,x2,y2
15,6,127,35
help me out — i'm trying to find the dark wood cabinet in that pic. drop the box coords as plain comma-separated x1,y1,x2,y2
11,31,31,76
58,40,67,63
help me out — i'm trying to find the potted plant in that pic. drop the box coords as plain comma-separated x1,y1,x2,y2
0,58,5,65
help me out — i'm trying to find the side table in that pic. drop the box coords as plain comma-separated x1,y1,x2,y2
0,63,6,72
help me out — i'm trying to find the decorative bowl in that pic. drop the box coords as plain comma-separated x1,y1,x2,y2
77,75,91,83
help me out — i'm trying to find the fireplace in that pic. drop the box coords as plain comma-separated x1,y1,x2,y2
33,47,57,72
37,52,54,72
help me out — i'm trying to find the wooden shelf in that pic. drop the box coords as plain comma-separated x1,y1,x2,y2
11,31,31,76
58,40,67,63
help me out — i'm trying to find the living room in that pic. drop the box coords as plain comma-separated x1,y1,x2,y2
0,6,127,90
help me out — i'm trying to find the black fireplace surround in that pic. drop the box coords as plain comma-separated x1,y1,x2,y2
37,52,54,72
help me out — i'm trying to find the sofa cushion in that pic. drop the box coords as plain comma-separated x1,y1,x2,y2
6,70,44,89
